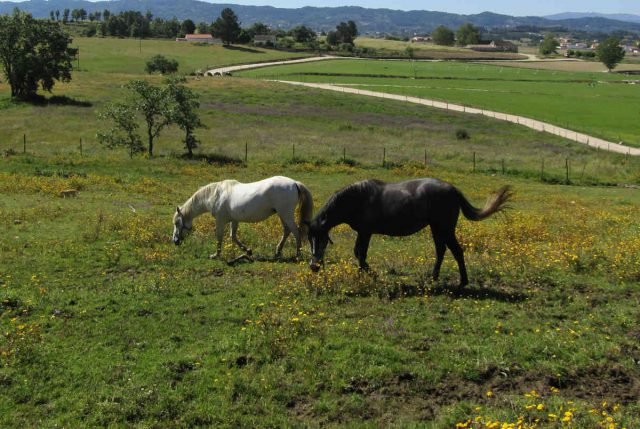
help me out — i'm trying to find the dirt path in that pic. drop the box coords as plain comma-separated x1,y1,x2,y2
204,56,336,75
207,56,639,156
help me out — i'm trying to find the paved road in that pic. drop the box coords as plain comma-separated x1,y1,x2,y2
207,56,639,156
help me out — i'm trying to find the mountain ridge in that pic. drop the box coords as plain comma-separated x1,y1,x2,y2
2,0,640,34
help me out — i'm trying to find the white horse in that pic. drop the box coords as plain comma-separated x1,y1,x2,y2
172,176,313,258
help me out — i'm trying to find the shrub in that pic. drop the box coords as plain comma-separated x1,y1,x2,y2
145,55,179,75
456,129,470,140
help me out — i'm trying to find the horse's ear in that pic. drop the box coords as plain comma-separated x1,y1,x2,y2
176,206,181,214
328,235,334,245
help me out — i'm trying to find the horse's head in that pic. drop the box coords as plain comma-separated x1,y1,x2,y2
172,207,193,245
307,215,332,272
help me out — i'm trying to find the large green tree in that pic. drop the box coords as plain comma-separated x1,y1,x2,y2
456,23,481,46
431,25,455,46
596,36,625,72
165,76,205,157
0,9,77,100
539,33,558,56
326,20,358,46
211,8,241,45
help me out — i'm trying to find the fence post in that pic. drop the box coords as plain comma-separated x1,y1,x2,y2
245,142,248,163
382,147,386,167
79,137,83,157
565,158,570,184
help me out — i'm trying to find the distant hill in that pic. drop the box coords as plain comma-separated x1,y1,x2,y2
545,12,640,25
2,0,640,34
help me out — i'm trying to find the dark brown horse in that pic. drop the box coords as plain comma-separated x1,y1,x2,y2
307,178,511,287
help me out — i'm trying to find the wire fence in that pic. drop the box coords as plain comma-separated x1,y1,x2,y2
6,133,638,187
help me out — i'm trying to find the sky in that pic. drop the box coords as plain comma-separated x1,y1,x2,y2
215,0,640,16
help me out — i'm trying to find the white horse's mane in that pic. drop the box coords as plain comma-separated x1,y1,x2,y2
180,180,238,219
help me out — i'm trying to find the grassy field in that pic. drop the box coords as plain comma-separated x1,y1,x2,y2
236,58,640,146
1,37,640,427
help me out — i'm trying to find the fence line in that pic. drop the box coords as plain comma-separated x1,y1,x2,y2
272,80,640,157
6,134,634,186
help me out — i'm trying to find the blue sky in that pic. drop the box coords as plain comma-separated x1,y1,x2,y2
214,0,640,16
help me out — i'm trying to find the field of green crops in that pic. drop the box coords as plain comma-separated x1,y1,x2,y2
1,37,640,428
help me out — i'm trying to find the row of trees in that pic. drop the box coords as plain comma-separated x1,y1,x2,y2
431,23,481,46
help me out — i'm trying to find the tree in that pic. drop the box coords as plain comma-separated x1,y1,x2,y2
127,80,174,156
196,22,209,34
165,76,205,157
431,25,455,46
97,103,144,157
145,55,179,74
62,8,69,24
211,8,241,45
456,22,480,46
247,22,270,38
180,19,196,37
0,9,77,100
326,20,358,46
539,33,558,56
596,36,625,72
98,78,204,157
290,25,316,44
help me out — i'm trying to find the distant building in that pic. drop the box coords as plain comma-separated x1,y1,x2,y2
411,36,431,43
176,34,222,44
466,40,518,53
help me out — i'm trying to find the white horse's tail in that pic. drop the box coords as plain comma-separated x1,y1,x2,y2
295,181,314,242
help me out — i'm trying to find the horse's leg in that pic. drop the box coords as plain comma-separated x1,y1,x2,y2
354,232,371,271
210,219,226,259
445,233,468,287
430,226,447,282
275,223,291,257
276,212,300,257
230,221,252,255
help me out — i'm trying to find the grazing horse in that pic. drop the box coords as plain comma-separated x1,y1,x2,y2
307,178,511,287
173,176,313,258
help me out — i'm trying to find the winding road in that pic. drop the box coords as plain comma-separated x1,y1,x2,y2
206,57,640,156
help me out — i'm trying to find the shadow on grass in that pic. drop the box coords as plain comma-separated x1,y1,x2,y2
223,45,265,54
427,284,528,303
20,94,93,107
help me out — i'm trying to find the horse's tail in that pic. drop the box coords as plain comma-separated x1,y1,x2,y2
295,181,314,241
459,186,512,221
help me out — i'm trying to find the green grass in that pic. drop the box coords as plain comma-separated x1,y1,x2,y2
1,36,640,427
236,58,640,146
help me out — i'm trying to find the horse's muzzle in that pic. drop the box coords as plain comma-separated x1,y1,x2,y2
173,237,182,246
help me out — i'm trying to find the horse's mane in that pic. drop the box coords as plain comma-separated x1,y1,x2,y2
320,179,384,217
181,180,238,218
